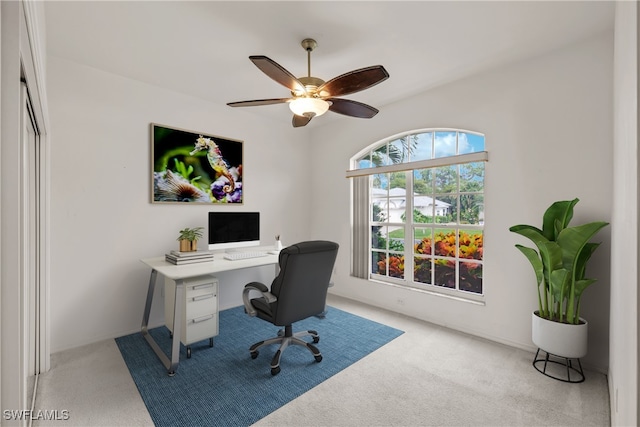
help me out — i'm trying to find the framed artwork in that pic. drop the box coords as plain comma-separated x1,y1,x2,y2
151,123,243,204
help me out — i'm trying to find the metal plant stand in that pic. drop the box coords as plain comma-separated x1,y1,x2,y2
533,348,585,383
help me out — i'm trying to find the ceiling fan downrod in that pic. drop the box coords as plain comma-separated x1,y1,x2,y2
301,38,317,78
298,38,325,96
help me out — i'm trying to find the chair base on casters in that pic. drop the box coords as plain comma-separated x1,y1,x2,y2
249,325,322,375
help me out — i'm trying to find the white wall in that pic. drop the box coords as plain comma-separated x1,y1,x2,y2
310,33,613,371
610,2,638,425
47,56,312,352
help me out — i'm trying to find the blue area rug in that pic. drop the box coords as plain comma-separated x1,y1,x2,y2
115,306,404,426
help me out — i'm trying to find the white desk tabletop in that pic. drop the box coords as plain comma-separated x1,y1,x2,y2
141,253,279,280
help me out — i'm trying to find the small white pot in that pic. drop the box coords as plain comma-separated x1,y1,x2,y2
531,311,588,358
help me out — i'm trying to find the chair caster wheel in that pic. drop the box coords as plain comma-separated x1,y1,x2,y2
250,351,259,359
186,347,192,359
271,366,281,376
314,354,323,363
312,336,320,344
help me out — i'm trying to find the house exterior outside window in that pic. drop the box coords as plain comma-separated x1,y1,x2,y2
349,129,487,300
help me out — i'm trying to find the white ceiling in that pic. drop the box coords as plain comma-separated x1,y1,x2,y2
44,1,615,126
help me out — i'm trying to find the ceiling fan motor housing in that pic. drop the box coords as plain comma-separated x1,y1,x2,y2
294,76,327,97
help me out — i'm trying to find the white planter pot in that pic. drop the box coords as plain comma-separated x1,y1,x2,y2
531,311,588,358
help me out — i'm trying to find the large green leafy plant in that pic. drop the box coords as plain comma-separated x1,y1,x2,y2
509,198,608,324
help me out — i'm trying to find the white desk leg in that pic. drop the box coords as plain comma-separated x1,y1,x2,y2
141,269,184,376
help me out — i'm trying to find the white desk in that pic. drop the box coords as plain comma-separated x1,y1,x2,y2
140,253,279,376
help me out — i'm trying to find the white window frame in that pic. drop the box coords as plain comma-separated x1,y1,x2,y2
349,129,487,302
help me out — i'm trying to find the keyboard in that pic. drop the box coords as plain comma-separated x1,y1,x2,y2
223,251,268,261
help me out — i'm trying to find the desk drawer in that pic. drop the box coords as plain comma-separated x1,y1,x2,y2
187,292,216,319
186,280,217,299
185,314,218,345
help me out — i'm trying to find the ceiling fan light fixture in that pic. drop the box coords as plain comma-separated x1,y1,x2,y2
289,97,330,118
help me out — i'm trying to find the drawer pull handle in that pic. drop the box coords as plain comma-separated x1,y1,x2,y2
191,283,214,291
192,293,213,302
191,314,214,324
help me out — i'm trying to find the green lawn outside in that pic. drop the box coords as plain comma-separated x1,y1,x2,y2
388,228,461,239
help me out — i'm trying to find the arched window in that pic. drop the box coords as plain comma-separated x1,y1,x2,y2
348,129,487,298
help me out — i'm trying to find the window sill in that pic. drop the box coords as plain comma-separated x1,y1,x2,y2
368,276,486,306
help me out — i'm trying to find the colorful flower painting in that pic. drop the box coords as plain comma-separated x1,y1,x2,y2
151,124,243,204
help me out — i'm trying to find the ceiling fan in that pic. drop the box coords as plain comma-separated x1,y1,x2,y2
227,38,390,128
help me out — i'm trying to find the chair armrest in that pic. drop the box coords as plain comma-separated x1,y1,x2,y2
242,282,277,317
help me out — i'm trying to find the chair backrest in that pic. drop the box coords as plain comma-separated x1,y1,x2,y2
270,240,339,326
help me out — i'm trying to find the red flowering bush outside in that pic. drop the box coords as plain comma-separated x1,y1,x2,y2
376,230,483,294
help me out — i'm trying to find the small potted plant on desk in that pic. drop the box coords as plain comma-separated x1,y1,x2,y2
177,227,204,252
509,198,608,382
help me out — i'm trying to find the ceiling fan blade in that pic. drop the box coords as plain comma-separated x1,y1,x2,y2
249,55,306,94
292,114,312,128
328,98,379,118
227,98,290,107
318,65,389,97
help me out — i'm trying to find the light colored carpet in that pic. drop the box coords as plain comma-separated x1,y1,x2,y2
33,294,610,426
33,339,154,426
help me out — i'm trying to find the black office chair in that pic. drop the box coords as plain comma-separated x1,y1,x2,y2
242,240,339,375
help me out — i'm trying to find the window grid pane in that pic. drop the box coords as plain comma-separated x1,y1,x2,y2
434,131,457,158
411,133,433,162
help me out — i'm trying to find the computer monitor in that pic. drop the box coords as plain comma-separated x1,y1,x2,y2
208,212,260,251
